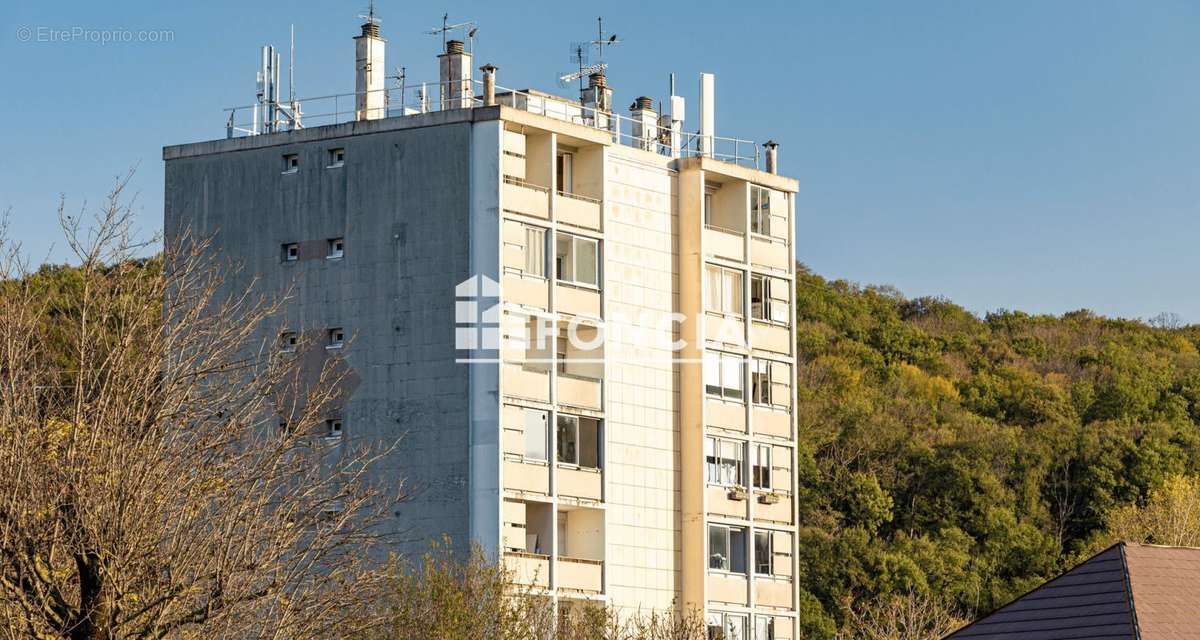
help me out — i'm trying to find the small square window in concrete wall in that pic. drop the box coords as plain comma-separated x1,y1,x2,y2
328,148,345,167
282,243,299,262
282,154,299,174
327,238,344,259
327,327,345,349
325,418,343,439
279,331,297,352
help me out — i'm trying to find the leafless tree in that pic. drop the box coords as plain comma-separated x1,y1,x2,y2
840,590,966,640
0,173,403,639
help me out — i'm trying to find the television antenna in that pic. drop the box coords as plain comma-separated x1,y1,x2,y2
358,0,381,27
390,66,407,113
425,13,478,53
558,44,606,89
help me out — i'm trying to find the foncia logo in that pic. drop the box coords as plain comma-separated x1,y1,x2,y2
454,274,501,355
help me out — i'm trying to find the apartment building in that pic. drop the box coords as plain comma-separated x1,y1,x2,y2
163,15,799,640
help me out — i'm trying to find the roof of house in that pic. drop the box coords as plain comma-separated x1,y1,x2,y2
944,541,1200,639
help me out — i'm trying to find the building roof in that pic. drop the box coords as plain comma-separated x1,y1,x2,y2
944,542,1200,639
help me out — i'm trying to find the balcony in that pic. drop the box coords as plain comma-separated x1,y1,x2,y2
503,176,550,219
502,152,526,180
503,273,549,310
503,363,550,403
752,406,791,440
707,398,746,433
704,225,745,262
707,573,749,606
504,459,550,496
706,485,750,520
558,465,602,502
505,552,550,588
557,557,603,594
558,374,602,411
705,313,746,349
556,192,602,231
751,321,791,355
754,577,793,609
750,235,789,272
754,491,793,525
556,283,601,318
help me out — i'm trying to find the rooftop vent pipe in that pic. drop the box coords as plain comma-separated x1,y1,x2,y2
480,64,497,106
630,97,657,151
763,140,779,174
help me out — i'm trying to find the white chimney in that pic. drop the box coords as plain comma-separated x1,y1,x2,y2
582,72,614,131
354,18,386,121
698,72,715,157
763,140,779,174
480,64,497,106
630,96,657,151
439,40,473,110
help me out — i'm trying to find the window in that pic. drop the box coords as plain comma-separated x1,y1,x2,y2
524,226,546,277
556,152,574,194
706,436,744,486
705,352,744,400
328,148,345,167
754,530,773,575
325,418,343,439
556,233,599,287
327,238,344,259
751,359,790,410
750,185,771,235
279,331,298,352
753,616,774,640
282,153,299,174
703,192,713,226
524,409,548,461
282,243,299,262
708,524,747,573
705,265,744,316
707,613,747,640
752,444,771,490
750,274,790,324
327,328,345,349
557,414,600,468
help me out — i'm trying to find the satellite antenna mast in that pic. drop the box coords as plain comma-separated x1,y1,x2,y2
557,18,619,91
391,66,407,114
425,13,477,52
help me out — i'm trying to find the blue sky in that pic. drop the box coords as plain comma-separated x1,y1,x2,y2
1,1,1198,321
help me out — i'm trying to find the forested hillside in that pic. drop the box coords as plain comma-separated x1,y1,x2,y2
792,264,1200,634
15,257,1200,637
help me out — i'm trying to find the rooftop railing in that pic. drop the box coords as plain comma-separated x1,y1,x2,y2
223,79,761,169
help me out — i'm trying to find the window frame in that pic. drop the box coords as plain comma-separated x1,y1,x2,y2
556,414,600,469
707,523,747,574
705,351,744,401
754,529,773,576
282,243,299,262
523,408,548,462
279,331,298,353
754,616,774,640
523,225,547,278
705,436,745,487
555,232,600,288
705,264,744,317
752,444,772,490
327,238,345,260
750,185,771,236
282,153,299,174
327,327,345,350
325,418,343,440
327,148,345,168
750,273,790,325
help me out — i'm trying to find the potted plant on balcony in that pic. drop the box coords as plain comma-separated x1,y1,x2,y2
727,486,748,501
758,491,782,505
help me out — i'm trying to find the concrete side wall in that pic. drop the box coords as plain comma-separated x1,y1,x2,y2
164,122,481,557
602,147,682,611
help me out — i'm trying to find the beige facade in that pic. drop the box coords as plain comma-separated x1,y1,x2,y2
493,102,799,638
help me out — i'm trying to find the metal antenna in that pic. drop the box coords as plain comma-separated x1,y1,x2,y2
288,24,296,103
589,16,620,62
390,66,407,113
358,0,380,26
425,13,476,52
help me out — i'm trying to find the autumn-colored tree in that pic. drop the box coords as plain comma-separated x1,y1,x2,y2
0,175,402,639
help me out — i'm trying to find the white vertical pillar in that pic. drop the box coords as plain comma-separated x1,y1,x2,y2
699,73,715,157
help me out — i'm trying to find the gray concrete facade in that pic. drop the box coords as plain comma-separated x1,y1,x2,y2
163,109,503,556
